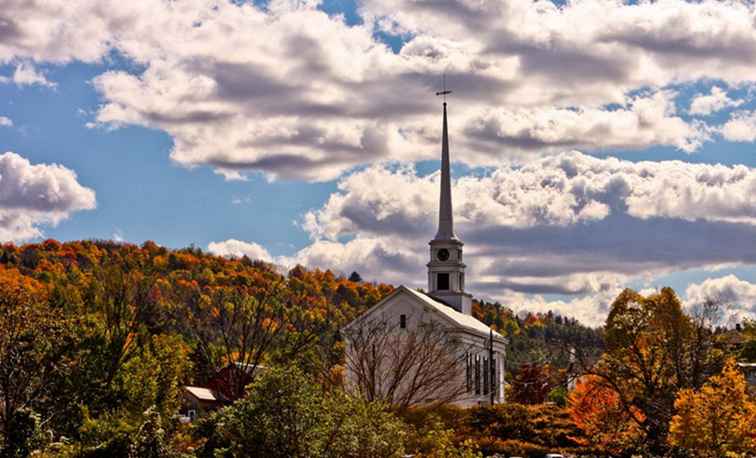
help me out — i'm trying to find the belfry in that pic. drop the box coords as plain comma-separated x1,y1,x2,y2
427,99,472,315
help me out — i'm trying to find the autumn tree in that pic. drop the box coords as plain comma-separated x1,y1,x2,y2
343,317,473,410
668,358,756,457
576,288,726,456
568,375,645,456
0,267,74,456
176,276,333,400
506,364,555,405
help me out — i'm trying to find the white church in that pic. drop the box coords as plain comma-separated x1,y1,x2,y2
343,99,506,407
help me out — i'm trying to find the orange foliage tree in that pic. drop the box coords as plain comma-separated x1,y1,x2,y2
668,358,756,457
568,375,645,455
574,287,727,456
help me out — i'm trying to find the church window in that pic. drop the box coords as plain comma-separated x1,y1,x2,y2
437,273,450,290
491,353,497,399
400,314,406,329
474,355,481,395
483,356,489,395
466,353,472,393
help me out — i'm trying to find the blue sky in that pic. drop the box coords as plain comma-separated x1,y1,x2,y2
1,0,755,325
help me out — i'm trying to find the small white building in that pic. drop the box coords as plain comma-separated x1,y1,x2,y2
343,100,506,407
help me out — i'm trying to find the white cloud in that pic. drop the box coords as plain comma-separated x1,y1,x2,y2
210,152,756,325
721,110,756,142
5,0,756,179
689,86,743,116
9,62,55,87
0,116,12,127
0,152,96,242
207,239,273,263
465,90,708,155
685,275,756,324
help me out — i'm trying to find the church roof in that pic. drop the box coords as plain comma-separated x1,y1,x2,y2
403,286,504,340
345,285,504,343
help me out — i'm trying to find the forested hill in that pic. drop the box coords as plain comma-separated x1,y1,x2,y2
0,239,604,370
0,238,393,328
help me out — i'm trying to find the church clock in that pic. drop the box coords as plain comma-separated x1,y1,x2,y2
437,248,450,261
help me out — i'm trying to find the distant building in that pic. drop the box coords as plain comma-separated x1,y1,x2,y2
207,362,266,401
343,99,506,407
180,386,227,421
737,362,756,393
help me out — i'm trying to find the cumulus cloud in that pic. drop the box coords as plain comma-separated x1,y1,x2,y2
464,90,708,155
5,0,756,179
0,152,96,242
0,116,11,127
689,86,743,116
210,152,756,325
721,110,756,142
685,275,756,324
207,239,273,263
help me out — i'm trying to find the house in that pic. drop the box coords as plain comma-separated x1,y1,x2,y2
180,386,227,421
207,362,266,401
343,98,506,408
737,362,756,394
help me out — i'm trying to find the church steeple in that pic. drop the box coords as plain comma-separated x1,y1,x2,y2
427,93,472,315
435,102,457,241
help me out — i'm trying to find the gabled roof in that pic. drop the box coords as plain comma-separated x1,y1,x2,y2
404,287,504,340
184,386,219,402
344,285,505,343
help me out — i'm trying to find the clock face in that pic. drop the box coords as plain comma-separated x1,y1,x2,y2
437,248,450,261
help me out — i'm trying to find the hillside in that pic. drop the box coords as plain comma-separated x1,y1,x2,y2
0,239,604,373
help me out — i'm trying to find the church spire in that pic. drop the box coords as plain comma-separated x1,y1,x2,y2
434,79,457,240
428,80,471,315
435,102,456,240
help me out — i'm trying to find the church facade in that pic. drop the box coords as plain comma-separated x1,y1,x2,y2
343,100,506,407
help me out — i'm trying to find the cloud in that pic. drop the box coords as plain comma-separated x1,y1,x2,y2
721,110,756,142
207,239,273,263
0,152,96,242
210,152,756,325
464,90,708,155
689,86,743,116
685,274,756,324
298,151,756,294
0,116,12,127
0,1,115,63
5,0,756,179
2,62,56,87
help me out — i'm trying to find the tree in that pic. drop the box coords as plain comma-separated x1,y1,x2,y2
576,288,726,456
568,375,644,456
506,364,554,405
177,281,323,400
668,359,756,457
198,366,406,458
343,318,472,410
348,271,363,283
0,268,74,456
739,319,756,362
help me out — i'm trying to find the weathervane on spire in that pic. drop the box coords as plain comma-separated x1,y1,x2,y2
435,73,452,103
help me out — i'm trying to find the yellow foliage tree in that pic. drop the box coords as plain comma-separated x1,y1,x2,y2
669,359,756,457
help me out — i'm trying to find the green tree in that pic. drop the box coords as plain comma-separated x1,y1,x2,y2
739,319,756,362
198,366,406,458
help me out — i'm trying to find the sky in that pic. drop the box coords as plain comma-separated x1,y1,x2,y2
1,0,755,326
